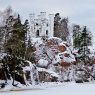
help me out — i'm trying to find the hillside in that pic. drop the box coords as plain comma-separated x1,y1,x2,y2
1,37,95,90
0,37,75,88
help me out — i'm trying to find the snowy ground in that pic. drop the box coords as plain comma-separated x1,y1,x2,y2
0,82,95,95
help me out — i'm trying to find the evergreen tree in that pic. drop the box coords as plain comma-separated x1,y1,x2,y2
78,26,92,65
2,55,25,85
4,14,26,85
0,26,4,52
24,19,36,63
60,18,69,41
24,19,30,43
5,14,26,58
2,56,11,82
54,13,61,38
1,7,36,85
25,38,36,63
54,13,69,41
73,25,81,49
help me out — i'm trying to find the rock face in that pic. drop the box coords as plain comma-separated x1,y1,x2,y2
32,37,75,67
30,37,75,82
58,45,66,52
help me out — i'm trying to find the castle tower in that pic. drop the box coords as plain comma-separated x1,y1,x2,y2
29,13,35,37
49,14,55,37
40,12,46,20
29,12,54,38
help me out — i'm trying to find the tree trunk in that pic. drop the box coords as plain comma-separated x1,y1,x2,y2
12,72,15,86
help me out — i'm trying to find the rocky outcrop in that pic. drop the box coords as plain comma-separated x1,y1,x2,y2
32,37,75,68
30,37,75,82
58,45,66,52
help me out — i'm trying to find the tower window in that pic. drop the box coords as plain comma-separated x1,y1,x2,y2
47,24,48,27
36,23,38,26
46,30,48,35
36,30,39,36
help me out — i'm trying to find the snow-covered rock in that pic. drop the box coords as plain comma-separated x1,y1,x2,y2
30,37,76,82
23,60,39,85
32,37,75,67
38,59,49,68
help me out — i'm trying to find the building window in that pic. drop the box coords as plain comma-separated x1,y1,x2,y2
46,30,48,35
36,23,38,26
47,24,48,27
36,30,39,36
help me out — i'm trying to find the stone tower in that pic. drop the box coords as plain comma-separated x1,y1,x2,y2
29,12,54,37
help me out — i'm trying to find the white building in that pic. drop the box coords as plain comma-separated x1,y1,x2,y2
29,12,54,37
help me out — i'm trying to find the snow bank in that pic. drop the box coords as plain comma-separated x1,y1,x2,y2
1,82,95,95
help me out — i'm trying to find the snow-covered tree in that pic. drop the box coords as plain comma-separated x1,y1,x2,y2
78,26,92,65
54,13,69,41
72,24,81,49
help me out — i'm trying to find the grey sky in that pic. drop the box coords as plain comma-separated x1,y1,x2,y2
0,0,95,33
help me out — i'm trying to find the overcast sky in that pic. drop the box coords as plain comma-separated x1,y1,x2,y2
0,0,95,34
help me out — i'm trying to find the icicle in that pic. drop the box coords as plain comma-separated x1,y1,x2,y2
30,67,35,85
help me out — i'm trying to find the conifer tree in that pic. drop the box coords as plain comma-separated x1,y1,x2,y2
4,14,26,85
1,7,36,85
73,25,81,49
2,56,11,82
78,26,92,65
25,38,36,63
24,19,30,43
5,14,26,58
54,13,61,38
23,19,36,63
54,13,69,41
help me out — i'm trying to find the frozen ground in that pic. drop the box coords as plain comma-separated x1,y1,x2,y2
0,82,95,95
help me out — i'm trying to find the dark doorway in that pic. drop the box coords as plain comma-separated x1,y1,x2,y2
36,30,39,36
46,30,48,35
